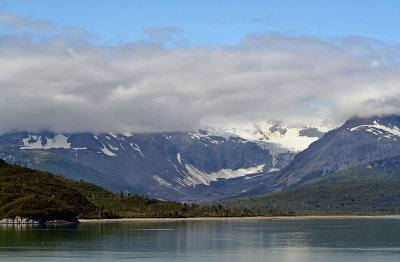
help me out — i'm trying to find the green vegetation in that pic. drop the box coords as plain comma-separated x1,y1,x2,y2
67,177,287,219
301,155,400,187
70,179,285,218
218,180,400,215
0,159,98,222
0,159,285,222
217,155,400,215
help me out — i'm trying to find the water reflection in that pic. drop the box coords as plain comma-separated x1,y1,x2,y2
1,219,400,261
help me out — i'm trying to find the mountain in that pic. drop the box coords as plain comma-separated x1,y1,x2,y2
217,179,400,215
0,130,295,202
0,120,329,202
0,149,124,190
0,159,284,223
301,154,400,187
256,115,400,192
4,115,399,202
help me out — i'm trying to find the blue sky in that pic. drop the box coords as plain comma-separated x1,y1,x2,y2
1,0,399,47
1,1,400,132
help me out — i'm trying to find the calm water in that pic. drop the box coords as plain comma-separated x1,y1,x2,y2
1,218,400,262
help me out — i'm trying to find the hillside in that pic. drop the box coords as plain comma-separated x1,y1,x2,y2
0,159,285,223
0,149,127,191
218,180,400,215
301,155,400,187
0,159,98,223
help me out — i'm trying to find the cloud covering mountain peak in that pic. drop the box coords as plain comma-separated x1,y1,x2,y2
1,12,400,134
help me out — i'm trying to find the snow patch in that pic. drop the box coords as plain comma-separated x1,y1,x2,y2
204,121,330,154
177,153,182,165
153,175,173,188
108,133,119,139
188,132,226,144
21,134,71,149
181,164,265,187
164,135,173,140
168,159,182,174
121,132,133,137
267,167,280,173
350,121,400,139
130,143,144,157
189,133,201,140
107,143,119,151
100,144,116,156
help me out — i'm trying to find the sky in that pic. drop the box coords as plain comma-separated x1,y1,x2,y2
0,1,400,133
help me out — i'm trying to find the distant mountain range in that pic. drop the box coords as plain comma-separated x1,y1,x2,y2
0,121,325,202
2,115,400,202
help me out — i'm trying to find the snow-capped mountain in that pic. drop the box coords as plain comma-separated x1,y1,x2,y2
251,115,400,194
0,130,289,201
5,116,400,201
206,120,329,154
0,119,333,201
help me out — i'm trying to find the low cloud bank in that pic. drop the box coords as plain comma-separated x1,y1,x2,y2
1,12,400,133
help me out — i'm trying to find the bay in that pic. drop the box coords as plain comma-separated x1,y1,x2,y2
1,218,400,262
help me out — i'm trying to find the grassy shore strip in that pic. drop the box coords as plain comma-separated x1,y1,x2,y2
79,215,400,223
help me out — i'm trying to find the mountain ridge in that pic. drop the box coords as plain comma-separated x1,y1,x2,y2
3,115,400,202
253,115,400,194
0,131,286,201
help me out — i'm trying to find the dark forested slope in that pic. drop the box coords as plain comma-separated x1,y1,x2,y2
0,159,284,223
218,180,400,215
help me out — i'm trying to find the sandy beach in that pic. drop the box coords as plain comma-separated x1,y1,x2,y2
79,215,400,223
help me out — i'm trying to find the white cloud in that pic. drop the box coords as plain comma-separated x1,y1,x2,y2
1,13,400,134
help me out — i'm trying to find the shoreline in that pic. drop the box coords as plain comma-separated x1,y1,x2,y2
79,215,400,223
